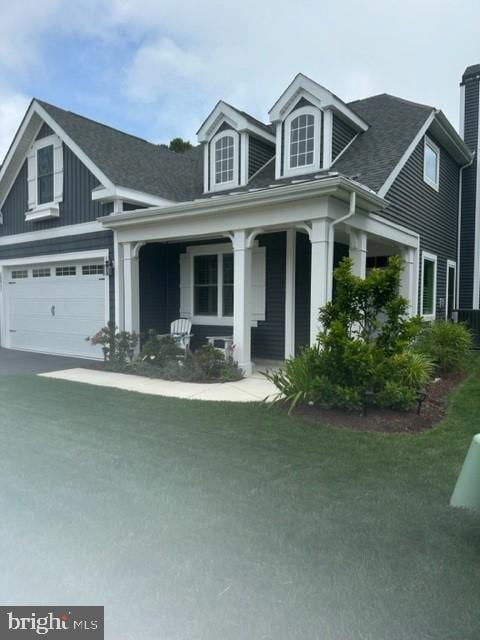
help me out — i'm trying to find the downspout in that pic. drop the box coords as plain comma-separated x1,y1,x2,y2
327,191,356,300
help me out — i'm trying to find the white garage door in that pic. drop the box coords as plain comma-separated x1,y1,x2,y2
6,260,107,359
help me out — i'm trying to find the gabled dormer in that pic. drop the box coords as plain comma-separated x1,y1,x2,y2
269,73,369,180
197,101,275,193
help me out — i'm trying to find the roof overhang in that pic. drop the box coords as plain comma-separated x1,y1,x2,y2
99,175,387,231
197,101,275,144
430,110,473,166
269,73,369,132
92,185,174,207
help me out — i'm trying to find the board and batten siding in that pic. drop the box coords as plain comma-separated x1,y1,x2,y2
1,144,105,235
459,77,480,308
381,133,460,319
332,115,356,160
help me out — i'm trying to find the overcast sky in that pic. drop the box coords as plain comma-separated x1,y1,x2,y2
1,0,480,162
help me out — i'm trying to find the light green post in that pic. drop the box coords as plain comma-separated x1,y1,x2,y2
450,434,480,512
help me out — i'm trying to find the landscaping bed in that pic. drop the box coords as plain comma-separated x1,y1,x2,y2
291,368,469,433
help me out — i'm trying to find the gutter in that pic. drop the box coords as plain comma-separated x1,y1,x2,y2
99,175,386,230
327,191,356,299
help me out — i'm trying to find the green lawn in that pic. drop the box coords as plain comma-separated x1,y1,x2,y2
0,362,479,639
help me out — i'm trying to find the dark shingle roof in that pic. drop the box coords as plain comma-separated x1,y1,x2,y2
331,94,433,192
37,100,203,202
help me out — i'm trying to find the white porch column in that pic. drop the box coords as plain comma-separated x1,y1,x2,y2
400,246,416,315
284,229,296,359
114,233,125,330
349,229,367,278
123,242,140,335
310,219,332,345
232,230,253,376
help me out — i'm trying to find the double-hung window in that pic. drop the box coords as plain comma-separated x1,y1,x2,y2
193,252,234,318
421,252,437,320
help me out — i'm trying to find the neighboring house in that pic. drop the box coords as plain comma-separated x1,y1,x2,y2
0,66,478,374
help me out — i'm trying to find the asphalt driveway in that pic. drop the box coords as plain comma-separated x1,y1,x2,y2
0,347,93,375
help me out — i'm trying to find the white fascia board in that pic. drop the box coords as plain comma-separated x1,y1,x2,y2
197,100,275,144
33,101,115,190
268,73,368,132
378,112,435,197
0,220,105,246
91,185,173,207
0,248,108,267
99,176,387,231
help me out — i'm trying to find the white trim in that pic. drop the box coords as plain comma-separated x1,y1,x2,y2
187,243,234,324
378,112,435,197
420,251,437,321
269,73,368,132
91,185,173,207
446,259,457,319
423,136,440,191
0,248,110,351
0,220,105,246
473,98,480,309
240,131,249,186
209,130,240,192
25,204,60,222
459,83,465,139
322,109,333,169
197,100,275,144
203,143,209,192
283,106,321,177
284,228,296,359
275,122,282,180
332,130,358,163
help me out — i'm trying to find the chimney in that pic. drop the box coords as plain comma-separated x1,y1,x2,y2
459,65,480,308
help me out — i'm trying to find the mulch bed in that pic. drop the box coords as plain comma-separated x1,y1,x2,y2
291,370,469,433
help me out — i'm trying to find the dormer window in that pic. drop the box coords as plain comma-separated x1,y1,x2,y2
283,106,320,176
209,130,239,191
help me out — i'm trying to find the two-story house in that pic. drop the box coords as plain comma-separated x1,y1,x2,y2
0,66,478,374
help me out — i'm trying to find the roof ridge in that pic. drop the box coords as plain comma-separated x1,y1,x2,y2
349,92,434,111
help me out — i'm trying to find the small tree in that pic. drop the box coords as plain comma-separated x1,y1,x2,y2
168,137,193,153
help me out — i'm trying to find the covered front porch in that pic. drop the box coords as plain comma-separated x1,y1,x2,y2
102,177,419,375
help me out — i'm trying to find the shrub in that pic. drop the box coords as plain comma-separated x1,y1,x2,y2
87,321,138,365
414,321,473,372
267,256,427,413
140,332,183,367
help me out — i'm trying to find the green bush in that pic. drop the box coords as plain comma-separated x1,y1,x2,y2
414,321,473,372
140,332,183,367
267,256,428,413
87,321,138,365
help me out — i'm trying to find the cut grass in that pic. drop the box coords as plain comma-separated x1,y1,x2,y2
0,358,479,639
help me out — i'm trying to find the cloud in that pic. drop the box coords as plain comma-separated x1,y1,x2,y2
0,88,30,165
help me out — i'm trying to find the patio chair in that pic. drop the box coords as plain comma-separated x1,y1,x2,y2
168,318,193,353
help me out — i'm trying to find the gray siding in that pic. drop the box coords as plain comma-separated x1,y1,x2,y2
36,123,54,140
248,136,275,178
381,134,460,318
1,144,104,234
0,231,114,321
332,115,356,160
459,77,479,307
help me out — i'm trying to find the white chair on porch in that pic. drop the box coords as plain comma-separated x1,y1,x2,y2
169,318,193,353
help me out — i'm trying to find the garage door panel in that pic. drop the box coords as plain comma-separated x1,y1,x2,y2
7,262,107,359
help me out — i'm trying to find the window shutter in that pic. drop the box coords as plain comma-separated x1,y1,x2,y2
27,149,37,210
251,246,266,322
53,140,64,202
179,253,192,318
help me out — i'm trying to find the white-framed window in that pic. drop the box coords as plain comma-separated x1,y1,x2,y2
11,269,28,279
82,264,104,275
423,136,440,190
32,267,51,278
179,243,266,325
56,266,76,277
26,132,64,221
446,259,457,320
209,131,239,191
421,251,437,320
284,106,320,176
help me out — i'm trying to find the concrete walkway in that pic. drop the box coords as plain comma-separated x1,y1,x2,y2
40,367,278,402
